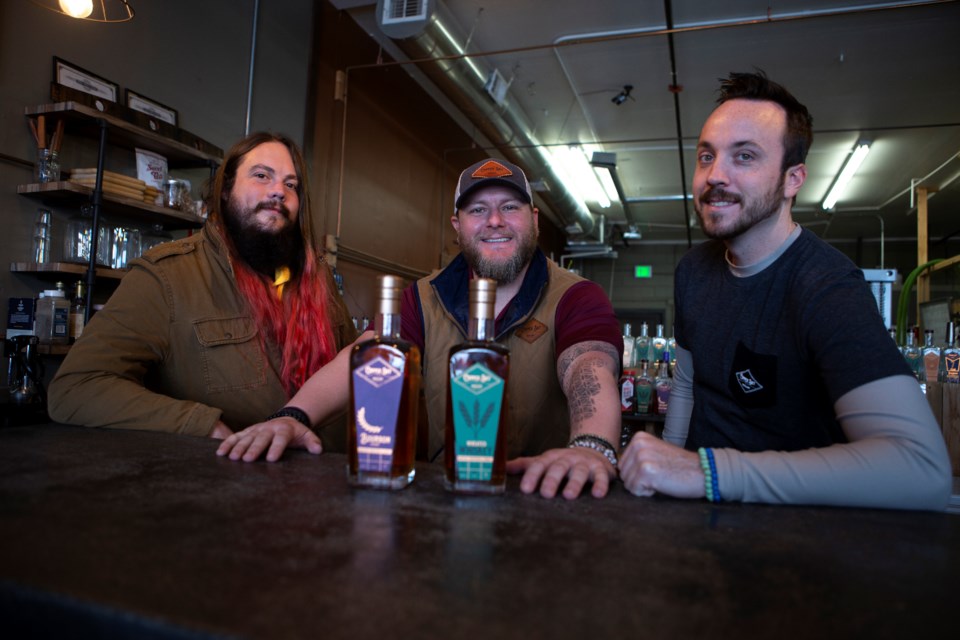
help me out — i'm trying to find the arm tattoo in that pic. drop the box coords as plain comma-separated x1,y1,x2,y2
557,341,619,425
566,357,605,423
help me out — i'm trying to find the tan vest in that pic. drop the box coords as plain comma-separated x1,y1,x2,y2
417,259,584,459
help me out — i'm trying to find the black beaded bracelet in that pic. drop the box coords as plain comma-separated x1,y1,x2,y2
568,434,618,467
266,406,312,429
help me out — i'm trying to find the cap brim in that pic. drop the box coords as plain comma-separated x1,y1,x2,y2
455,179,532,210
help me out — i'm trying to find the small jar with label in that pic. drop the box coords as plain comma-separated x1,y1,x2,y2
35,287,70,345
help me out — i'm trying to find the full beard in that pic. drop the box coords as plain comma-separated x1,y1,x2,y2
223,199,304,277
695,174,785,241
459,230,538,285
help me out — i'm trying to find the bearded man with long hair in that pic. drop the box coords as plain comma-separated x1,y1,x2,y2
50,132,358,457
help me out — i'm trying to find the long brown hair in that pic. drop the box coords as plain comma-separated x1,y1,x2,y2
208,132,336,395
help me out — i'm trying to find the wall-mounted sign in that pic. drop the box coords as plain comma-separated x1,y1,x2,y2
53,57,118,102
126,89,178,126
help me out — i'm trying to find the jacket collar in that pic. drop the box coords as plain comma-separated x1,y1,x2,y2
428,248,549,340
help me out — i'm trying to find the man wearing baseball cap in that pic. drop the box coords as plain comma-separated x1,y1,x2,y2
401,158,624,499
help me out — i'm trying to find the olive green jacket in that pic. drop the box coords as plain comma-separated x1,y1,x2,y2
48,225,355,447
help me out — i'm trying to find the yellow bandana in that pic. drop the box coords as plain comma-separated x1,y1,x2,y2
273,266,291,300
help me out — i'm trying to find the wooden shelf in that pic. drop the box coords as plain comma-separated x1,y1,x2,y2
930,254,960,273
25,101,222,166
18,181,203,229
37,344,71,356
10,262,126,281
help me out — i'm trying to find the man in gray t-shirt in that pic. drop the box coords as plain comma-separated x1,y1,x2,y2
618,71,951,511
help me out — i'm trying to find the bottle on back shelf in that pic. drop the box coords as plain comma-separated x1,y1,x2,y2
942,321,959,384
651,323,667,364
621,322,636,369
636,322,650,365
654,354,672,416
620,368,637,414
69,280,86,343
902,326,922,382
922,328,941,384
635,358,654,415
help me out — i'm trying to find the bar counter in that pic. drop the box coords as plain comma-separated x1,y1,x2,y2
0,424,956,639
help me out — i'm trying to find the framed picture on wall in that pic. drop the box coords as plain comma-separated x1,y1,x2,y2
53,57,118,102
125,89,178,126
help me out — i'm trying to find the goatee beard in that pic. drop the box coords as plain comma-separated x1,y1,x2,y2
460,232,538,285
224,202,304,277
696,175,784,241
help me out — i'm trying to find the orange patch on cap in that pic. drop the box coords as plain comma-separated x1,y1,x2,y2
472,160,513,179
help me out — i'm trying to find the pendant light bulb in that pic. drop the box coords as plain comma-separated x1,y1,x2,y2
58,0,94,19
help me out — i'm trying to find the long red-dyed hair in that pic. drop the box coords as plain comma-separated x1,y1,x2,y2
207,132,337,395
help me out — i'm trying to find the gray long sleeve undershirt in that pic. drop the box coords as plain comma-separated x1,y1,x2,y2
665,345,953,510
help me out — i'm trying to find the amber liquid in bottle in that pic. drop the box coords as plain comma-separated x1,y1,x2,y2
443,278,509,494
348,275,421,489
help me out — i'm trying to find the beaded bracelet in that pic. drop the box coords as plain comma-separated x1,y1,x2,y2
568,434,618,467
267,406,311,429
698,447,722,503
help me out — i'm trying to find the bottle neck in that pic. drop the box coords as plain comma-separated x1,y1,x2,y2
469,317,495,342
377,313,401,339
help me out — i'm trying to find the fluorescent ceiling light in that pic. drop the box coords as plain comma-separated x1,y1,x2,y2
821,140,871,210
551,144,610,209
593,165,620,203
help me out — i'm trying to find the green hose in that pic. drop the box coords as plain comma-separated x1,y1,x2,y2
895,259,943,346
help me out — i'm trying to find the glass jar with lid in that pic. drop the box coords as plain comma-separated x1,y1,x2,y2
140,223,174,253
63,206,110,267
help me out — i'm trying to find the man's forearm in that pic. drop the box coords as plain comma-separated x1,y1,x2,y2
284,339,357,426
557,341,622,445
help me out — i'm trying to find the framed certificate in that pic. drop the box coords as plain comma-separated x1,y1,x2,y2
125,89,178,126
53,57,118,102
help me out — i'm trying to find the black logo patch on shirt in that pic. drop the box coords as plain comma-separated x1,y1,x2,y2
728,341,777,408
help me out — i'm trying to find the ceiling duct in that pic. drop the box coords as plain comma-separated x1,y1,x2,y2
381,2,596,236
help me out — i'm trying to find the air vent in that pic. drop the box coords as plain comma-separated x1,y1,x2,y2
382,0,428,24
376,0,433,39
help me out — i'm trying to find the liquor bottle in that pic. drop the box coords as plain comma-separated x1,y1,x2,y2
922,329,941,384
902,326,922,381
348,275,422,489
942,321,960,384
651,324,668,364
622,323,637,369
445,278,509,494
654,354,672,415
635,359,654,414
620,368,637,414
888,326,898,347
69,280,86,343
636,322,650,365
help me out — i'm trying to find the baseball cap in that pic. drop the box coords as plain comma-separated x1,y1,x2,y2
454,158,533,211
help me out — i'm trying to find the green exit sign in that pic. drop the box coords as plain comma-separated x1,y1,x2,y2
634,265,653,279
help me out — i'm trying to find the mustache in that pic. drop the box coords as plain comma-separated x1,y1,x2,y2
255,199,291,217
699,187,742,204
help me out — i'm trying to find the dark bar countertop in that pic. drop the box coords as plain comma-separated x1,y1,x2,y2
0,424,957,639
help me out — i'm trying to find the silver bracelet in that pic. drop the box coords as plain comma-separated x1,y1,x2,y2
568,434,618,467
